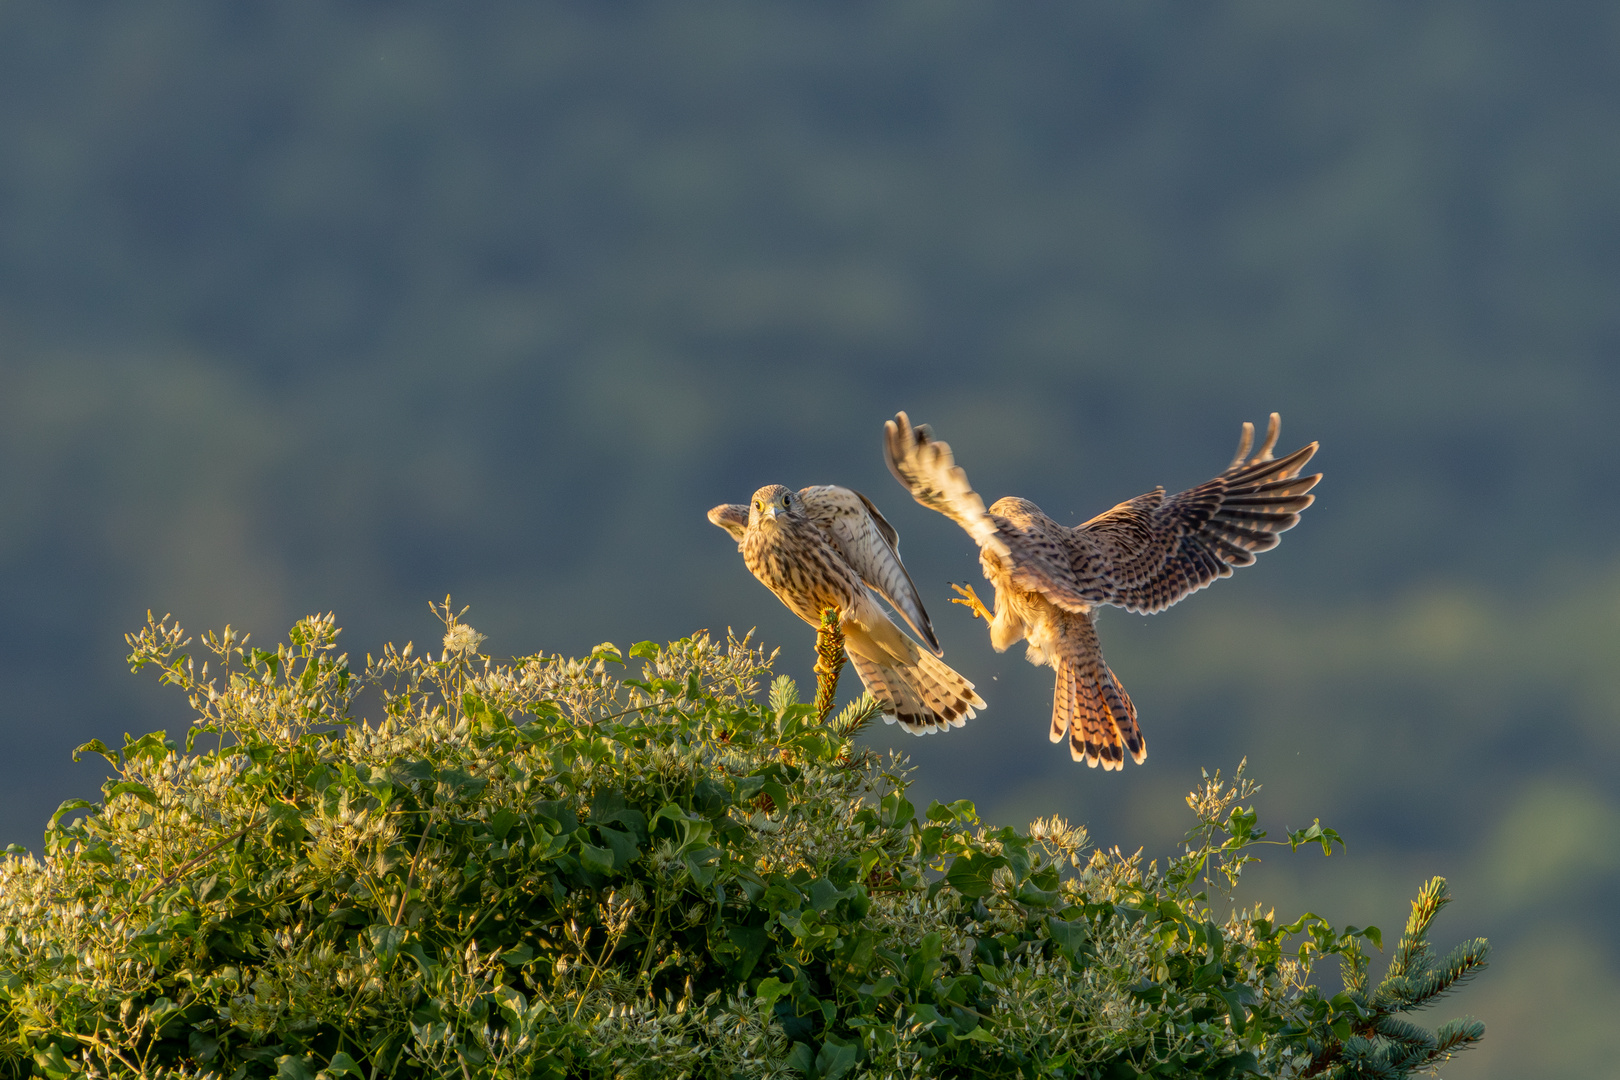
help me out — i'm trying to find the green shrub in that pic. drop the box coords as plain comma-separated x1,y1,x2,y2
0,606,1486,1078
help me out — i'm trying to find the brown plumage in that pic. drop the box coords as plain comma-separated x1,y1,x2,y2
708,484,984,734
884,411,1320,769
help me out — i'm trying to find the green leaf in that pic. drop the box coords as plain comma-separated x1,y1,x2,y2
1288,819,1345,856
1348,923,1384,950
107,780,159,806
48,799,93,830
1215,987,1250,1035
120,730,177,765
756,976,792,1011
532,799,578,834
721,923,769,981
579,841,616,876
435,767,487,801
401,943,436,976
815,1035,862,1080
72,738,120,766
629,641,660,660
1046,916,1092,965
692,776,730,815
909,1002,945,1028
488,808,517,840
1227,1051,1263,1075
786,1042,815,1075
945,851,1006,899
318,1052,364,1080
596,824,642,869
493,985,529,1021
277,1055,317,1080
367,924,404,969
32,1045,71,1080
189,1029,221,1062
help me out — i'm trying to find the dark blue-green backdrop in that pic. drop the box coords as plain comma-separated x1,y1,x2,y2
2,5,1616,1075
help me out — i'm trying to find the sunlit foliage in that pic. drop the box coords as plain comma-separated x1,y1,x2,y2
0,608,1483,1078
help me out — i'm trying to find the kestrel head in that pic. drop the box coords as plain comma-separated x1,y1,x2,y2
748,484,801,529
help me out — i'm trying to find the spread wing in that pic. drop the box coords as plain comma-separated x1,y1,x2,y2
884,411,1087,600
797,485,941,654
883,412,1013,560
707,503,749,546
1073,413,1321,614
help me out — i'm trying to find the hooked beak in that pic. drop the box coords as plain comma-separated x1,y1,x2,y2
764,504,784,520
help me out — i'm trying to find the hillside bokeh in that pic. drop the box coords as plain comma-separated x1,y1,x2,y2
1,4,1616,1076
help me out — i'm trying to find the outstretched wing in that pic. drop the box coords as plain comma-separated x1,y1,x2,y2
883,412,1013,560
798,485,941,654
707,503,749,546
1074,413,1321,614
884,411,1088,603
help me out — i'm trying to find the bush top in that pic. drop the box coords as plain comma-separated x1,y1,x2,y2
0,607,1484,1079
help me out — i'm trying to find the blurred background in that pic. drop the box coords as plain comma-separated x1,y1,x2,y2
1,2,1616,1074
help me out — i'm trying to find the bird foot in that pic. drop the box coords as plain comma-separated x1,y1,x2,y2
949,582,993,622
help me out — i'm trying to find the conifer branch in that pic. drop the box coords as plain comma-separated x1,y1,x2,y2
812,607,845,723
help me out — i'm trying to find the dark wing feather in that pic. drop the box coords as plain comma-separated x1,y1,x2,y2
1075,414,1320,614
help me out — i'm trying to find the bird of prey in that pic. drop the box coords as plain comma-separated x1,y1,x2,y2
884,411,1319,769
709,485,984,734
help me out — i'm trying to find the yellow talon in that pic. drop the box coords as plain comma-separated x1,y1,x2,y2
949,582,993,622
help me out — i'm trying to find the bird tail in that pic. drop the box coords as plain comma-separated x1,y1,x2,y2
1050,616,1145,770
844,626,984,735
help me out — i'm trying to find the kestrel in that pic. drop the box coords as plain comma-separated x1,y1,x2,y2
884,411,1319,769
709,485,984,734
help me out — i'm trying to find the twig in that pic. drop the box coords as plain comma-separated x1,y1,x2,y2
134,816,264,905
393,820,435,926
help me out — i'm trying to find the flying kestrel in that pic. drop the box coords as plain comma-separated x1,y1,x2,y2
709,485,984,734
884,411,1319,769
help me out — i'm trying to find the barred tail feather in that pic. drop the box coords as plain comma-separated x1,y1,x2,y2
1050,619,1145,770
846,642,983,736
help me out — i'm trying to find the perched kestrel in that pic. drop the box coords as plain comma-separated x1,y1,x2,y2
884,411,1319,769
709,485,984,734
